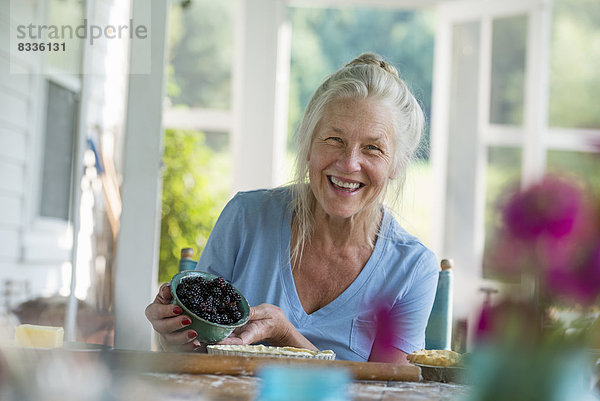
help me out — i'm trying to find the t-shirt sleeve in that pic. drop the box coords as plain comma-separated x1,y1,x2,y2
391,249,439,354
195,193,245,282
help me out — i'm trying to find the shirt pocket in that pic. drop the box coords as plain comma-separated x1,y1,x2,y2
349,317,376,361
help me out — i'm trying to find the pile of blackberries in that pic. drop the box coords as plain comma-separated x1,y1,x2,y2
176,276,244,325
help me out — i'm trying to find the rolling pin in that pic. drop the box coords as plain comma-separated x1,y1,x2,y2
104,350,421,382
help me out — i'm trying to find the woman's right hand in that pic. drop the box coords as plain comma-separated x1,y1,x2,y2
144,283,200,352
218,303,318,351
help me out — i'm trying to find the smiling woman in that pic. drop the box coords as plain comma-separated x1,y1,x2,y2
146,53,438,363
291,52,425,263
307,98,395,222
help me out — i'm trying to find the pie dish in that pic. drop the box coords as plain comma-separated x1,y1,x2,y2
413,363,468,383
206,344,336,360
407,349,463,367
407,349,467,383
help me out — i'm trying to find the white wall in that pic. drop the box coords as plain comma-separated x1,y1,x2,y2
0,0,67,308
0,0,131,319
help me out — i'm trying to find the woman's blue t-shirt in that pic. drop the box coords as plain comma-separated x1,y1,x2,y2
196,187,439,361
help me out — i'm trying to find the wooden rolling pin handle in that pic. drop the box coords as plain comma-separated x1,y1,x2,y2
106,350,422,382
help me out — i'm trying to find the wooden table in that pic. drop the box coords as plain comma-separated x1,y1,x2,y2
6,347,470,401
101,350,469,401
127,372,469,401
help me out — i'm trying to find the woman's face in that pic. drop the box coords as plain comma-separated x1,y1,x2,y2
308,98,396,220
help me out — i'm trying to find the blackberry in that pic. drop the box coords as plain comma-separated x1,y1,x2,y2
176,275,245,325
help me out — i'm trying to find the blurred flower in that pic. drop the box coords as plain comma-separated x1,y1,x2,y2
503,177,583,241
547,241,600,306
475,298,544,346
486,175,600,307
472,173,600,400
369,298,397,363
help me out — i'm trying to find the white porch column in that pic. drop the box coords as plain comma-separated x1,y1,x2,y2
232,0,291,192
113,0,169,350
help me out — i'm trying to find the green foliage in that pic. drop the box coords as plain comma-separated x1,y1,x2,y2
166,0,234,108
549,0,600,129
490,15,527,125
158,129,231,283
482,147,523,280
547,150,600,199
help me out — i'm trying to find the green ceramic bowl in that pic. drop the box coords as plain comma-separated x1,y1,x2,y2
170,270,250,344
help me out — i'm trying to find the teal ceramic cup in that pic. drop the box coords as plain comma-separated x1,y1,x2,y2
258,366,351,401
170,270,250,344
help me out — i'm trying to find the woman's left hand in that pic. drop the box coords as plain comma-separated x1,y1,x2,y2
218,303,318,351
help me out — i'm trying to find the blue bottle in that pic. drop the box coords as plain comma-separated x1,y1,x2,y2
178,247,197,272
425,259,453,350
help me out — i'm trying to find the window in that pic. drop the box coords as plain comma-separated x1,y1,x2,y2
436,0,600,284
483,0,600,255
39,82,79,220
36,0,84,223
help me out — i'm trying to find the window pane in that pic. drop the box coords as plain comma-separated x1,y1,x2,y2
40,81,79,220
394,160,433,247
167,1,235,109
549,0,600,129
546,150,600,197
483,146,522,279
489,15,527,125
158,129,232,283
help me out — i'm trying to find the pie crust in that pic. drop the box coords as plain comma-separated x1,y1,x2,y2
206,344,336,360
407,349,462,367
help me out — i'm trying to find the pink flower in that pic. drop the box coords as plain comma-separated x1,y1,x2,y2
492,175,600,305
502,177,583,241
546,240,600,306
475,301,494,343
369,298,397,363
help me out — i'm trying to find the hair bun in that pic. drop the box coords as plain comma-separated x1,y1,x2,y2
344,52,399,77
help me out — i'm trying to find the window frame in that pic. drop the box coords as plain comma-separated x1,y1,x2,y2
431,0,600,312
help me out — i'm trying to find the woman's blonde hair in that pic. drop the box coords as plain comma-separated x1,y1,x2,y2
289,52,425,266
